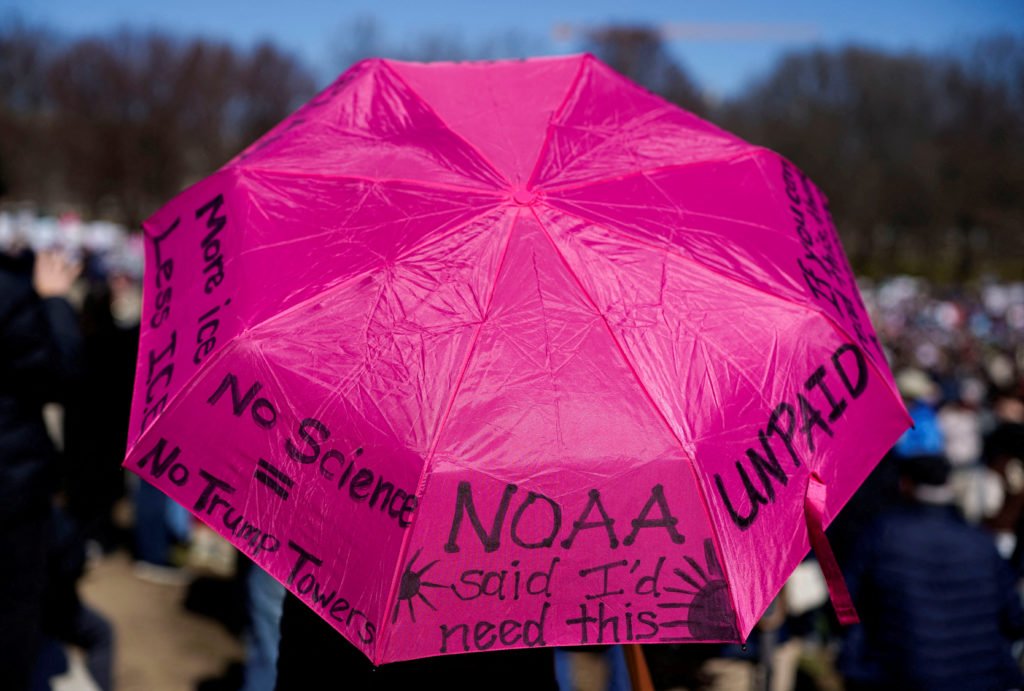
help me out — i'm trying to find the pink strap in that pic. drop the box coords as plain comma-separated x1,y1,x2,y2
804,473,859,625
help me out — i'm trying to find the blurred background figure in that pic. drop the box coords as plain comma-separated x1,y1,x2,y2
839,452,1024,691
239,566,286,691
555,646,630,691
33,505,115,691
0,246,82,691
60,255,139,556
893,368,945,459
983,422,1024,569
131,474,192,580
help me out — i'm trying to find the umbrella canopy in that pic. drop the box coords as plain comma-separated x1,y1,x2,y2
124,54,910,664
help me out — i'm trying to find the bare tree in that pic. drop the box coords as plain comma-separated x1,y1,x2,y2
330,16,546,72
1,17,1020,281
30,29,316,226
0,20,62,202
584,26,707,115
935,34,1024,280
720,39,1024,279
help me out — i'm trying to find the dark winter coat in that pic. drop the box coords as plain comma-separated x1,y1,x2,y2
0,253,81,525
275,592,560,691
840,501,1024,691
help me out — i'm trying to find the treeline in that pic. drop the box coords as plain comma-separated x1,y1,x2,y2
1,21,1021,279
0,23,314,227
588,28,1024,280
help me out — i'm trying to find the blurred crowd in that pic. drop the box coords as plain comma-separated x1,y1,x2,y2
3,208,1024,690
862,274,1024,529
0,210,145,283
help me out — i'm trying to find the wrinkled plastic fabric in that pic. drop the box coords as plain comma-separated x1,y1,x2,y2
123,54,911,664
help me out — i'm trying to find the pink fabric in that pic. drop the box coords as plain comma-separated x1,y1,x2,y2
124,54,907,663
805,474,859,625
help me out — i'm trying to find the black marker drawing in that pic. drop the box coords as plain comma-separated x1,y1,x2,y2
391,549,445,624
657,539,738,641
254,458,294,500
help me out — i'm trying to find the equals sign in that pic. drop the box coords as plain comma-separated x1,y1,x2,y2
254,458,294,500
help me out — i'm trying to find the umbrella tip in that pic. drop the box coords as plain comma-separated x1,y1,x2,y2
510,186,539,206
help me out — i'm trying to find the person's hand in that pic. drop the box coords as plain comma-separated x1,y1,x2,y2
33,249,82,298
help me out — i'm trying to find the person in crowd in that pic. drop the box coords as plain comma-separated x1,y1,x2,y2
62,263,139,553
893,368,944,458
839,453,1024,691
35,506,115,691
0,247,82,691
982,421,1024,567
274,591,561,690
554,645,630,691
241,565,287,691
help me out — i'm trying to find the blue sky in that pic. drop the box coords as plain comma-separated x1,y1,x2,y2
3,0,1022,97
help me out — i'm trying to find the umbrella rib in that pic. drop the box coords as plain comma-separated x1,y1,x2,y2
553,197,781,237
539,140,762,196
600,165,798,252
239,202,501,256
374,204,521,661
524,54,592,189
544,148,796,247
525,54,744,194
380,61,513,189
525,202,746,638
234,164,506,199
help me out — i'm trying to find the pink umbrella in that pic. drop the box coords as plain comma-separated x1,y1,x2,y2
124,54,910,664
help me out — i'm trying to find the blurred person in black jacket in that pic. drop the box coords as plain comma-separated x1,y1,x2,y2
839,453,1024,691
62,263,139,552
0,247,81,691
35,505,114,691
274,591,560,691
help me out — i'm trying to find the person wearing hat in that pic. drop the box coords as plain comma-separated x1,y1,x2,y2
893,368,944,458
838,451,1024,690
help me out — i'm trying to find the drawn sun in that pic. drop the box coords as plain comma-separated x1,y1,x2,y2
657,538,739,641
391,548,446,624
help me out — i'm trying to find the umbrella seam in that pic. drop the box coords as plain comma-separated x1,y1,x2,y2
534,111,751,190
380,60,513,189
587,57,747,147
539,147,768,195
544,148,801,252
532,205,799,418
234,57,509,192
217,200,515,480
375,205,521,662
236,200,503,258
232,165,508,197
524,54,592,190
525,202,746,643
527,55,749,190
